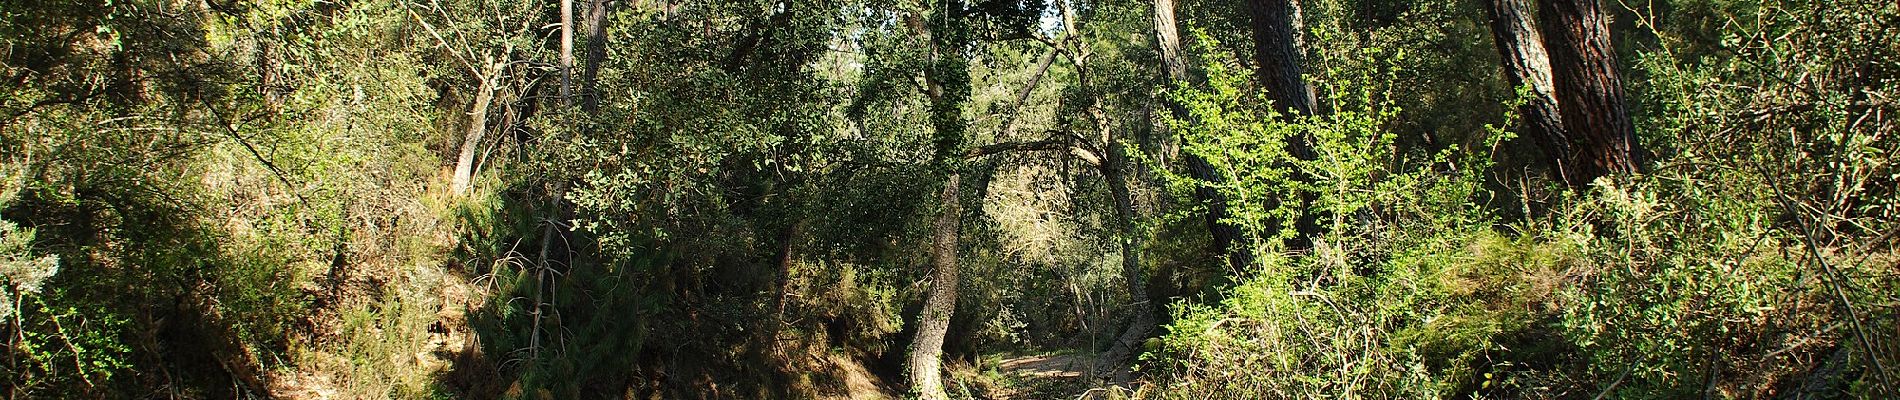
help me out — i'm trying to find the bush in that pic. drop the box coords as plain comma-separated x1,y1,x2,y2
1146,0,1900,397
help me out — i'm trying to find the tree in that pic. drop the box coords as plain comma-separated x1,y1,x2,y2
409,0,535,195
1165,0,1252,273
1537,0,1641,185
561,0,575,103
1245,0,1322,252
1483,0,1570,182
1072,0,1185,378
904,1,972,397
582,0,610,113
450,60,503,195
1246,0,1315,118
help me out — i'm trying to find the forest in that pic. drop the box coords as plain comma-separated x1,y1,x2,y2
1,0,1897,398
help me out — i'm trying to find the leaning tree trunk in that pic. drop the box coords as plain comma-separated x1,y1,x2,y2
1093,140,1156,381
1538,0,1642,185
1484,0,1573,183
908,174,961,400
450,62,500,195
1077,0,1195,377
1246,0,1322,252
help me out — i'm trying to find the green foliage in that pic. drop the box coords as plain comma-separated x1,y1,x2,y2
1151,29,1515,397
2,0,1895,398
467,240,662,399
0,177,58,321
3,0,460,396
1549,0,1900,396
1150,0,1900,397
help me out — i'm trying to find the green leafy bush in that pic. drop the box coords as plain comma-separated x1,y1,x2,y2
1149,0,1900,397
1151,31,1507,398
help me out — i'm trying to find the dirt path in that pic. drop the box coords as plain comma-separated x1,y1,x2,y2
987,353,1094,399
999,354,1090,378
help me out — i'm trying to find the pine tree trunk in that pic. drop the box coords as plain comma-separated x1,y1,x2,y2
1246,0,1321,252
907,173,960,400
1156,0,1250,271
1247,0,1315,118
1484,0,1573,182
1538,0,1641,185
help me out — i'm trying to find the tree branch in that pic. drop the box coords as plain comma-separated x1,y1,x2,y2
201,98,310,207
997,47,1058,137
964,131,1101,166
404,1,482,78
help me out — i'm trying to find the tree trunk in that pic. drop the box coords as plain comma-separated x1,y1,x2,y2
907,173,960,400
560,0,575,103
1154,0,1187,82
1067,0,1184,378
1246,0,1321,252
582,0,609,114
1156,0,1250,271
906,3,970,397
535,0,579,362
451,62,500,195
1484,0,1572,182
771,222,800,323
1247,0,1315,118
1538,0,1642,185
1093,140,1156,381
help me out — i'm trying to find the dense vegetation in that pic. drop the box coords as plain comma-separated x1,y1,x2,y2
2,0,1895,398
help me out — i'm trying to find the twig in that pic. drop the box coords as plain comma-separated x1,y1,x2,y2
404,0,482,78
48,308,97,390
1764,320,1845,360
201,99,310,208
1593,361,1639,400
1854,225,1900,254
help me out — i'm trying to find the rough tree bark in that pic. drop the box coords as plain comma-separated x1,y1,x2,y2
1538,0,1642,185
1246,0,1321,252
908,174,961,400
1483,0,1572,182
1155,0,1250,272
906,3,970,398
1247,0,1316,118
582,0,609,113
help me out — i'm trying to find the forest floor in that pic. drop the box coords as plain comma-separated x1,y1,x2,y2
816,353,897,400
998,354,1088,379
969,352,1094,399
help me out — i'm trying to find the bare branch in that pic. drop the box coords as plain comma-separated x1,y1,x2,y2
200,98,310,208
405,1,482,78
998,48,1059,137
964,131,1101,166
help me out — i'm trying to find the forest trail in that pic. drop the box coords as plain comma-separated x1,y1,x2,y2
985,353,1092,399
998,354,1088,379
